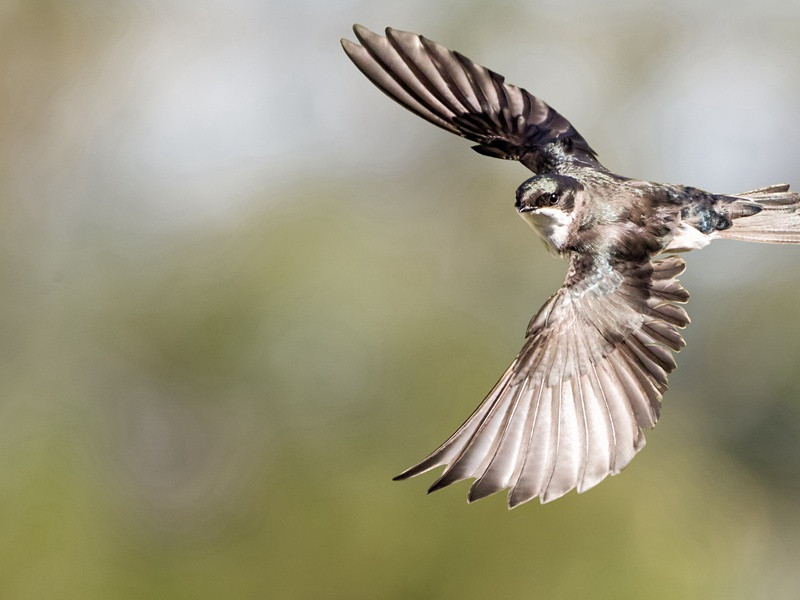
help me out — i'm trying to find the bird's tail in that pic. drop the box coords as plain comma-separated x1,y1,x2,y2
719,184,800,244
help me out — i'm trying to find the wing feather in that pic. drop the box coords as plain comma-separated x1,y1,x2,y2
395,255,690,506
468,381,530,502
342,25,601,174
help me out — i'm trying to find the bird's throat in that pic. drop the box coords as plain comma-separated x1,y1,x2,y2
520,207,574,255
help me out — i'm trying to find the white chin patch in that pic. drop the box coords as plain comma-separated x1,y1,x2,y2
519,207,573,254
663,222,714,252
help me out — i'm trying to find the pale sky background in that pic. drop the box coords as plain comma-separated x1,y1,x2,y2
2,1,800,598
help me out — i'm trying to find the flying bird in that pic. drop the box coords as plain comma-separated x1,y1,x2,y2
341,24,800,507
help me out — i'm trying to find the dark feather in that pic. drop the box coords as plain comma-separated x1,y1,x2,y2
341,25,601,175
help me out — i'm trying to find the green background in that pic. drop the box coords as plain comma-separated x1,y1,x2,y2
1,1,800,598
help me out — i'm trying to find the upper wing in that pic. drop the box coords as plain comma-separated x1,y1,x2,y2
341,25,602,174
394,254,690,506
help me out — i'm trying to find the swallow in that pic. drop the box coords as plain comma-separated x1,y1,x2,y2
341,25,800,506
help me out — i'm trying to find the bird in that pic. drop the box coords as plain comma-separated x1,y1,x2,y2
340,24,800,507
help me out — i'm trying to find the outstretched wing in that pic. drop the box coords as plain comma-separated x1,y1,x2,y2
394,255,690,506
341,25,602,174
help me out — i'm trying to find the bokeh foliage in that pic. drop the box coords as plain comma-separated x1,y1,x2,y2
1,1,800,598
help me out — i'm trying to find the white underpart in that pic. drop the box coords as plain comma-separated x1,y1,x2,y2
520,207,575,254
663,222,716,252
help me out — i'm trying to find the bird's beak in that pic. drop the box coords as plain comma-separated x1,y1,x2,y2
518,205,536,213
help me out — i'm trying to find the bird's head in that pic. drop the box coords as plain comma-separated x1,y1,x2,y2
514,175,584,254
515,174,582,214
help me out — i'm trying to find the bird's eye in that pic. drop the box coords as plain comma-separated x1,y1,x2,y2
537,193,559,207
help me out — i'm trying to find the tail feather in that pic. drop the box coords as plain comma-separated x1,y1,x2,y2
720,184,800,244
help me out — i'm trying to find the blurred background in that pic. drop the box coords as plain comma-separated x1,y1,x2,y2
1,0,800,598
